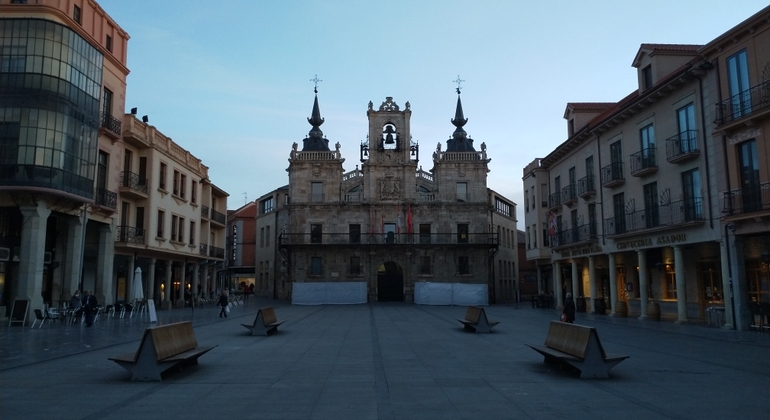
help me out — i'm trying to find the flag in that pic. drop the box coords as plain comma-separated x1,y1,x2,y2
407,205,413,234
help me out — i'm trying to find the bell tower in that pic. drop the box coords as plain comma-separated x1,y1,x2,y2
360,97,419,203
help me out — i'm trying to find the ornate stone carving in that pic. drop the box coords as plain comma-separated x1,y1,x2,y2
378,178,401,201
379,97,400,111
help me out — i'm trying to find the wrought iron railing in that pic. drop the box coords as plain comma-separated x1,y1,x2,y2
722,182,770,216
209,245,225,259
714,81,770,125
279,232,498,246
630,147,657,175
94,187,117,209
116,226,145,244
211,209,226,225
553,223,597,247
600,162,624,186
577,175,595,197
100,112,122,137
120,171,147,194
548,192,561,209
603,198,703,236
665,130,699,162
561,184,577,204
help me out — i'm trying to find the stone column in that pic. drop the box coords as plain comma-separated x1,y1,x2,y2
175,259,187,308
554,261,563,309
638,250,648,319
719,237,734,329
162,260,173,310
588,256,597,313
16,201,51,313
62,216,84,301
126,254,135,304
609,254,618,315
147,258,156,300
674,245,688,323
536,264,543,295
191,263,200,304
732,236,750,330
95,222,115,305
571,259,579,302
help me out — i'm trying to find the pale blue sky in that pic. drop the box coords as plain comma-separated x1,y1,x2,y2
98,0,768,223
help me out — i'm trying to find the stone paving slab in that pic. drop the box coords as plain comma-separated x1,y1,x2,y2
1,298,768,420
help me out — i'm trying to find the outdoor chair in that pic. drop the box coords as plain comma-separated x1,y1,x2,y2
31,309,51,328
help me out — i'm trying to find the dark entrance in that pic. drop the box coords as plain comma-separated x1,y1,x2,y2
377,261,403,302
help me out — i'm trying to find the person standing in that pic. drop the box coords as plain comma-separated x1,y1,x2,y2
83,290,98,327
218,290,229,318
563,292,576,324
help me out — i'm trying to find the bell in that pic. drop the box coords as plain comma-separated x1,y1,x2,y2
383,126,396,144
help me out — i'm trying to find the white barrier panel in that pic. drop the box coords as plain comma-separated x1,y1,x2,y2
413,282,488,306
292,282,367,305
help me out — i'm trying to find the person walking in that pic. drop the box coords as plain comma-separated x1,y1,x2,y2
563,292,576,324
218,290,229,318
83,290,98,327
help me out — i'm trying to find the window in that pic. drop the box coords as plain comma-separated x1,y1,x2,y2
613,193,625,234
349,224,361,244
665,265,677,299
189,221,196,245
106,35,113,52
525,193,529,212
180,174,187,199
640,124,656,167
310,224,322,244
419,224,431,244
458,256,470,275
260,197,274,213
541,184,548,207
682,168,702,220
585,155,594,186
157,210,165,238
677,103,697,153
173,170,180,195
73,5,81,24
554,176,561,197
526,227,530,249
177,216,185,243
383,223,396,243
171,215,179,241
643,182,659,228
97,151,108,190
588,203,597,238
103,88,113,118
496,198,511,217
727,50,751,117
457,223,469,244
420,256,431,275
191,181,197,204
570,209,578,242
350,256,361,276
265,226,270,247
259,227,265,247
310,257,322,276
136,207,145,237
159,163,167,190
311,182,323,202
738,140,761,212
642,65,652,90
456,182,467,202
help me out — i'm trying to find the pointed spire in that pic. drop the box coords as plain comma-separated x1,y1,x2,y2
446,86,475,152
302,77,331,151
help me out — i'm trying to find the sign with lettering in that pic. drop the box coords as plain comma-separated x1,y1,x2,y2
559,245,602,259
616,233,687,250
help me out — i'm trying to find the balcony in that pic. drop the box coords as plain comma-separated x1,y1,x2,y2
714,81,770,126
93,187,117,212
561,184,577,206
210,209,226,226
666,130,700,163
279,232,498,246
116,226,145,245
630,148,657,177
209,245,225,259
119,171,148,198
548,192,561,210
551,223,597,248
601,162,624,188
577,175,596,198
99,112,122,140
603,198,704,236
722,182,770,216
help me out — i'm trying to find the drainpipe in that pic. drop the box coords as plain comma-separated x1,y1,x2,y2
692,63,715,230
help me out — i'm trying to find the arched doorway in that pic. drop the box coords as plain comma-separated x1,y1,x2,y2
377,261,403,302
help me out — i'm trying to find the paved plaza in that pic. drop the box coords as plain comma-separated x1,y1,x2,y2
1,297,768,420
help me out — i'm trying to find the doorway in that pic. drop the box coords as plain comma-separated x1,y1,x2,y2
377,261,403,302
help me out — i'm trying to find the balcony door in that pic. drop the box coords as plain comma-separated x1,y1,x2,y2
739,140,761,212
97,151,107,191
727,50,751,118
682,168,702,220
677,103,696,153
610,141,623,179
643,182,659,228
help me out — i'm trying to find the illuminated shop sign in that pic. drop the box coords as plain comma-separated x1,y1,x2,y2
615,233,687,250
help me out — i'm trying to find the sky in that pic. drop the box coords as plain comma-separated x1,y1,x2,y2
97,0,768,223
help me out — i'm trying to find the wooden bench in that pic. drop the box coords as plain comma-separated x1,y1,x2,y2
456,306,500,333
241,307,284,336
526,321,629,379
108,321,217,381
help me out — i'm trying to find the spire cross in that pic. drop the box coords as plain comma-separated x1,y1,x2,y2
453,75,465,94
310,74,323,93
